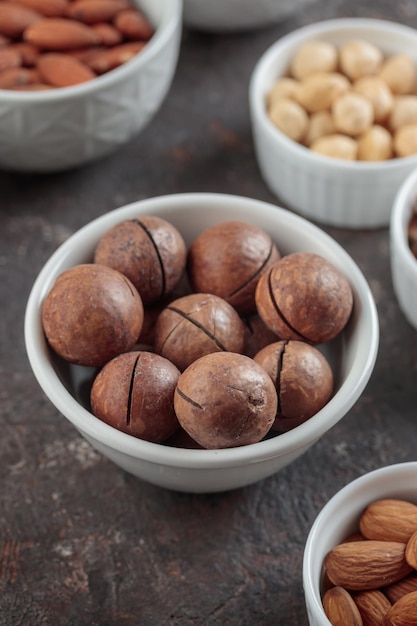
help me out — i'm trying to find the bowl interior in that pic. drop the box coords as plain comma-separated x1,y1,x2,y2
25,193,379,468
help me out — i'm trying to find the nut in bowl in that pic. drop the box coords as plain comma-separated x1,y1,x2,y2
0,0,182,172
25,193,379,493
303,462,417,626
249,18,417,228
390,165,417,331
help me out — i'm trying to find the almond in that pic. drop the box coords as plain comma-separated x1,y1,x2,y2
352,589,391,625
113,8,153,40
322,586,363,626
383,572,417,604
359,499,417,542
9,42,39,66
86,40,145,73
37,52,95,86
0,34,11,46
405,528,417,569
91,22,121,46
0,2,42,37
324,541,413,590
8,0,68,17
0,47,21,71
24,17,100,49
0,66,39,87
386,590,417,625
66,0,129,24
12,82,52,89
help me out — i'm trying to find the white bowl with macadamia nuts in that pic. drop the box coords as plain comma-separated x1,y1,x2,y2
303,462,417,626
250,18,417,229
25,193,378,493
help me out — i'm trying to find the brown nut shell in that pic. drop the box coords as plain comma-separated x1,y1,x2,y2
187,220,280,316
94,216,187,305
174,352,277,449
90,351,180,442
42,263,143,367
255,252,353,344
154,293,245,372
254,340,333,432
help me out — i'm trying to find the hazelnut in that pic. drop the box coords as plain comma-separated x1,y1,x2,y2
90,351,180,442
379,54,416,95
174,352,277,449
339,40,383,80
187,220,280,316
305,110,335,146
42,264,144,367
267,77,299,109
255,252,353,344
353,75,394,123
94,215,187,305
389,96,417,132
394,124,417,158
268,97,309,142
254,340,334,432
332,92,374,137
296,72,350,113
357,125,393,161
290,39,338,80
310,134,358,160
154,293,246,372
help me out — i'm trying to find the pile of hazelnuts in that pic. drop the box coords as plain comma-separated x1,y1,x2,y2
267,39,417,161
41,216,353,450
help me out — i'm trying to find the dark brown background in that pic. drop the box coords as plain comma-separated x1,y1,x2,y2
2,0,417,624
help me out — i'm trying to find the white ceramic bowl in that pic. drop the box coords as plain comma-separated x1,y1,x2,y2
0,0,182,173
390,166,417,330
303,461,417,626
24,193,379,493
249,18,417,229
182,0,318,33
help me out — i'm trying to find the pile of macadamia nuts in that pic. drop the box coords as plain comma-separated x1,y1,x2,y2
41,216,353,450
267,38,417,160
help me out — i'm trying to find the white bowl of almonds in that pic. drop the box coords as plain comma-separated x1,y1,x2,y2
250,18,417,228
0,0,182,172
303,462,417,626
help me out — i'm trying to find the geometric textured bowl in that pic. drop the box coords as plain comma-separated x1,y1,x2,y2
250,18,417,229
0,0,182,172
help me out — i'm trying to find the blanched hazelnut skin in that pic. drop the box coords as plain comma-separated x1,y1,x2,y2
42,264,144,368
255,252,353,344
254,340,334,432
154,293,246,372
90,351,180,442
94,215,187,305
174,352,277,449
187,220,281,316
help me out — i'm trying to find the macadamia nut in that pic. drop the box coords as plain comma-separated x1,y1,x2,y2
357,125,393,161
269,96,309,142
339,40,383,80
394,124,417,157
332,92,374,136
389,96,417,132
354,75,394,123
310,134,358,160
305,110,335,146
296,72,350,113
290,39,338,80
267,77,299,109
379,54,416,95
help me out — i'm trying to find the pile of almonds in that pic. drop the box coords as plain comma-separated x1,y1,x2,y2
0,0,153,90
322,498,417,625
267,39,417,161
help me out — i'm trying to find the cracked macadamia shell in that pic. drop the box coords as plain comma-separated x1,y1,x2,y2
90,351,180,442
42,263,144,367
174,351,277,449
187,220,281,315
94,215,187,305
254,340,334,432
154,293,245,372
255,252,353,344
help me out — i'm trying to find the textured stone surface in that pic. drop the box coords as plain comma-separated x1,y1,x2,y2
1,0,417,624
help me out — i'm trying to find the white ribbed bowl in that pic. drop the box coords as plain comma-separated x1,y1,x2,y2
249,18,417,229
25,193,379,493
0,0,182,172
390,166,417,330
303,462,417,626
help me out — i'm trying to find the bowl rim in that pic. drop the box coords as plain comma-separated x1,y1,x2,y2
391,165,417,274
249,16,417,172
302,461,417,624
24,192,379,469
0,0,183,102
